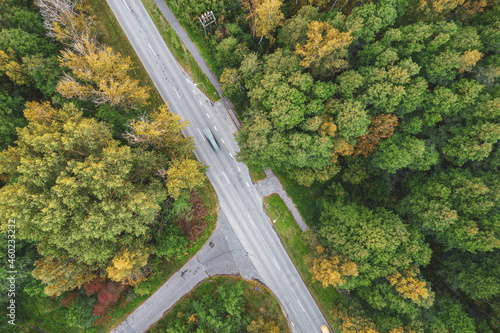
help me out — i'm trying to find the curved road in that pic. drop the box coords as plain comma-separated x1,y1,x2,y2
107,0,328,332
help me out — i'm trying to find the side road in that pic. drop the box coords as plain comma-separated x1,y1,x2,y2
153,0,308,232
112,211,261,333
151,0,241,128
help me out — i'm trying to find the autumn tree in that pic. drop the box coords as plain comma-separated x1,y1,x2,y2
0,102,166,266
106,245,152,286
387,268,430,302
57,38,149,108
255,0,285,45
31,256,96,297
295,21,353,77
175,191,209,241
123,104,194,158
354,114,399,156
247,317,280,333
165,158,206,199
306,245,358,289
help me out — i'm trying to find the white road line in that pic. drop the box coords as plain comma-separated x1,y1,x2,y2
206,113,210,119
222,172,230,184
147,42,154,55
197,128,205,141
214,126,218,131
250,218,256,228
192,89,197,94
126,5,131,12
237,167,241,171
199,101,203,105
297,301,305,313
221,138,225,144
246,182,250,187
174,88,181,99
272,258,281,270
291,322,294,327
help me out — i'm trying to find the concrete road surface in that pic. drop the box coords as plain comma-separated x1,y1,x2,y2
106,0,329,332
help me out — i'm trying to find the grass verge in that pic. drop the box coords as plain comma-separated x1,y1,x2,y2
263,194,340,332
148,276,290,332
141,0,219,102
83,0,164,109
248,165,267,183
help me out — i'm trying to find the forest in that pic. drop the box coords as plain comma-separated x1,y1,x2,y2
0,0,499,331
165,0,500,331
0,0,215,330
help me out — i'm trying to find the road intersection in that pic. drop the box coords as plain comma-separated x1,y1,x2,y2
107,0,329,331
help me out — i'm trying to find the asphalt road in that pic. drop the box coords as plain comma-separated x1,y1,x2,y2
106,0,329,331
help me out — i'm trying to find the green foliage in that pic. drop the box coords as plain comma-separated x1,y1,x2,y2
66,290,97,328
318,200,431,288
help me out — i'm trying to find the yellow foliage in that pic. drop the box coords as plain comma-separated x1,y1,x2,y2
255,0,285,44
319,121,338,136
295,21,353,72
388,327,420,333
387,268,429,302
57,37,149,108
24,101,59,123
333,137,354,156
460,49,483,73
166,158,206,199
0,50,29,85
332,307,379,333
308,250,358,288
106,246,150,285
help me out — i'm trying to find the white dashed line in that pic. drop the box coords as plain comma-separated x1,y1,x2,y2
199,101,203,105
174,88,181,99
206,113,210,118
214,126,218,131
147,42,154,55
246,182,250,187
221,138,224,144
272,258,281,270
197,128,205,141
222,172,230,184
192,89,197,94
297,301,305,313
237,167,241,171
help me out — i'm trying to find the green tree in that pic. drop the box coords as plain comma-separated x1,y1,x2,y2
0,102,166,266
318,200,431,288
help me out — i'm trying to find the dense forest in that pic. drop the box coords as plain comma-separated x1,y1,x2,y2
1,0,499,331
167,0,500,331
0,0,211,330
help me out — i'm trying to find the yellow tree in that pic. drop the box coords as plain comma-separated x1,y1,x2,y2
332,306,379,333
255,0,285,45
165,158,206,199
0,50,29,85
306,246,358,288
241,0,259,38
106,246,152,286
387,268,430,302
123,104,193,158
295,21,353,75
31,256,96,296
57,38,149,109
247,317,281,333
459,49,483,73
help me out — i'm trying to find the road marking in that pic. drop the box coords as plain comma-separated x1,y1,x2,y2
237,167,241,171
291,322,294,327
221,138,225,144
206,113,210,119
272,258,281,271
147,42,155,55
197,128,205,141
214,126,218,131
297,300,305,313
222,172,230,184
192,89,197,94
246,182,250,187
199,101,203,106
174,88,181,99
250,218,256,228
